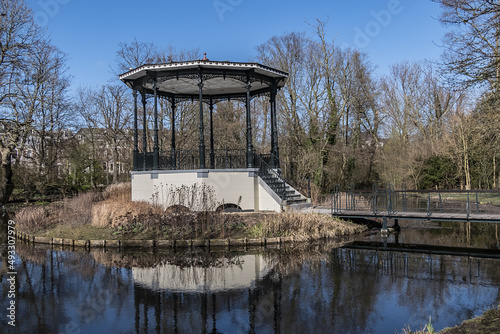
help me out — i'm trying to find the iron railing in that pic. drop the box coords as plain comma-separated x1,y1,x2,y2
331,184,500,217
133,149,247,171
255,154,287,200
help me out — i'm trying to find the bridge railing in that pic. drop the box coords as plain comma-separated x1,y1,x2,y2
331,184,500,218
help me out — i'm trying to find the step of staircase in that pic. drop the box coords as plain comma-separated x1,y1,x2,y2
258,168,311,211
286,197,308,204
283,200,313,211
286,194,302,200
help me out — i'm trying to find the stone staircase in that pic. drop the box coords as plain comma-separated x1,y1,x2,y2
258,167,311,210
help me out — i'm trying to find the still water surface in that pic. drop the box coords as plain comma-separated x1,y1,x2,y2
1,221,499,333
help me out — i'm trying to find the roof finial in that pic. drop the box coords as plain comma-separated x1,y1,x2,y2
202,52,209,61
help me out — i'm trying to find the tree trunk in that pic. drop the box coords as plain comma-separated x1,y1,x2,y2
0,148,15,204
464,152,471,190
112,147,118,184
494,155,497,189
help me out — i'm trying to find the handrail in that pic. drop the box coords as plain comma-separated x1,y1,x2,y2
134,148,247,170
255,154,286,200
265,153,311,199
331,184,500,217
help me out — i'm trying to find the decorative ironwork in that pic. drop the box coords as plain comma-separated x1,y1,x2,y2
140,68,276,97
134,149,247,171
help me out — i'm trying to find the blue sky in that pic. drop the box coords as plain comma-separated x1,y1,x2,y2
26,0,448,92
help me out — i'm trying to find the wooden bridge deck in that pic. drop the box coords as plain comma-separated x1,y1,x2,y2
332,210,500,223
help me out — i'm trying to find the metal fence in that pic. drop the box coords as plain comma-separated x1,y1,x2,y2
133,149,247,170
331,184,500,218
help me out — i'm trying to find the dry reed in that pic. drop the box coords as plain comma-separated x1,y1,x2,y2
252,212,367,239
102,182,131,202
62,191,102,226
15,206,51,233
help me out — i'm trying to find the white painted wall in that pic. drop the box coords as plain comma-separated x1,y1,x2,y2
131,169,283,212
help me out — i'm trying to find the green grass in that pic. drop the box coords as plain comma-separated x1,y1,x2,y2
440,306,500,334
401,307,500,334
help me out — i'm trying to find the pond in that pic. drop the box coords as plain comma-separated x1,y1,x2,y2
1,219,499,333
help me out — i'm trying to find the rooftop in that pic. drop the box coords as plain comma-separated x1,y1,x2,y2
119,55,288,100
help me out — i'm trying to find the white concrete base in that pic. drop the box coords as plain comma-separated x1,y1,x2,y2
132,254,274,292
131,169,283,212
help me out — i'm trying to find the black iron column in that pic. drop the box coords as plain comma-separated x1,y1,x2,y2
269,82,276,168
209,98,215,169
133,89,138,170
170,96,176,169
271,81,280,167
245,73,254,168
198,68,206,169
141,91,147,171
153,78,159,170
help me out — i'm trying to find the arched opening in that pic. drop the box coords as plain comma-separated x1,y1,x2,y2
216,203,241,212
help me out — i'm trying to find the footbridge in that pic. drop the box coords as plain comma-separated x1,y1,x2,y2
330,185,500,231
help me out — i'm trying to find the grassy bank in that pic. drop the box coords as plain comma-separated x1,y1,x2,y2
400,306,500,334
13,183,366,241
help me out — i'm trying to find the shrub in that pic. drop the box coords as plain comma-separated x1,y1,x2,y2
255,212,366,238
102,182,131,202
15,206,51,233
92,200,161,228
62,191,103,226
155,183,218,211
418,155,459,189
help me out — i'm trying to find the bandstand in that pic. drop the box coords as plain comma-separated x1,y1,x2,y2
119,54,310,212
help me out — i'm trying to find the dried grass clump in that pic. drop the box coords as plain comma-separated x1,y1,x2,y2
102,182,131,202
252,212,366,239
91,182,158,228
61,191,103,226
15,206,52,233
92,200,162,228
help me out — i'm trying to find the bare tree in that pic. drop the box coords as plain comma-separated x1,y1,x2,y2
115,38,200,73
434,0,500,92
0,0,43,202
255,32,309,148
0,0,69,203
78,84,132,184
115,38,161,74
21,42,72,196
0,0,43,103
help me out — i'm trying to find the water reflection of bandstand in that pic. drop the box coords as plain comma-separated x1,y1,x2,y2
130,252,284,333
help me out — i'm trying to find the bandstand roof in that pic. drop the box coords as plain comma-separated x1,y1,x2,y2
119,56,288,101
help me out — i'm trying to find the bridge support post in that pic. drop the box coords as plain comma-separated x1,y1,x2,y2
381,217,389,236
392,219,401,232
